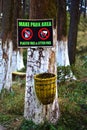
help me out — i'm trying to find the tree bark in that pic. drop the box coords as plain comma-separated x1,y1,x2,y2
12,0,21,50
24,0,59,124
22,0,26,17
1,0,13,90
68,0,80,65
57,0,67,41
57,0,70,66
0,0,24,91
56,0,76,80
29,0,45,19
12,0,24,72
3,40,13,90
0,39,3,91
24,30,59,124
12,49,24,71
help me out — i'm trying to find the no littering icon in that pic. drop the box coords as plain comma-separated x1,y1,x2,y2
38,28,50,40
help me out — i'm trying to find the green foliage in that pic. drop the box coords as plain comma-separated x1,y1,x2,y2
0,80,87,129
58,81,87,130
3,94,24,115
77,16,87,52
0,113,11,123
19,120,38,130
0,85,25,115
74,55,87,79
59,81,87,104
81,55,87,68
78,16,87,32
57,66,72,83
20,120,57,130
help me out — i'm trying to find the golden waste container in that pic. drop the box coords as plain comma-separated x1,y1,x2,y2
34,73,56,105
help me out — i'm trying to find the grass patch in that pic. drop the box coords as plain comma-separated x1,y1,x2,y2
58,80,87,130
0,83,25,115
0,82,25,129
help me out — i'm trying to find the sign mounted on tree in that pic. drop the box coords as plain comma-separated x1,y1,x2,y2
17,19,53,47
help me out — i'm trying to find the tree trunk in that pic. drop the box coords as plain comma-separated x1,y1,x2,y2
0,39,3,92
57,40,70,66
68,0,80,65
1,0,13,90
3,40,13,90
12,0,21,50
12,49,24,71
57,0,67,41
56,0,76,80
0,0,23,91
12,0,24,72
57,0,68,66
23,0,26,17
24,29,59,124
24,0,59,124
29,0,45,19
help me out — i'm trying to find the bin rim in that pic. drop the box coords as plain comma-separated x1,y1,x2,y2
34,73,56,81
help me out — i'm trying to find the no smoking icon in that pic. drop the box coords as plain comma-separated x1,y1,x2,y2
21,28,33,40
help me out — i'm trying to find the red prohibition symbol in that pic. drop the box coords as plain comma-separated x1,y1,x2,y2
38,28,50,40
21,28,33,40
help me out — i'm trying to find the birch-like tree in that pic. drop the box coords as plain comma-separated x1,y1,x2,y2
57,0,69,66
12,0,24,72
24,0,59,124
1,0,13,90
57,0,76,81
0,0,24,91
